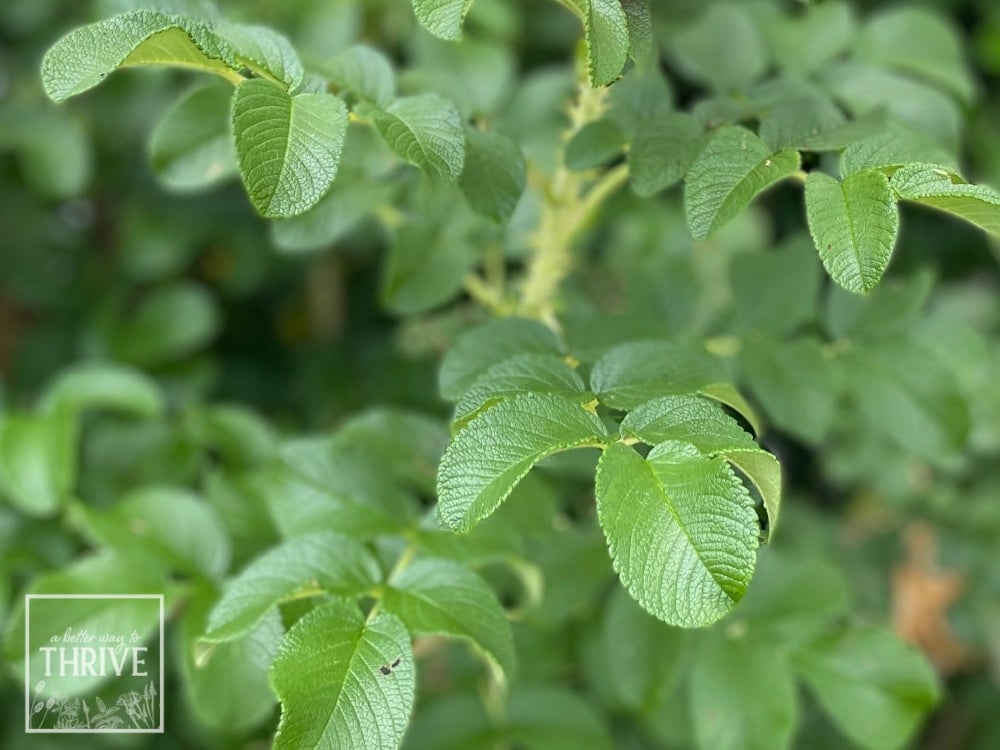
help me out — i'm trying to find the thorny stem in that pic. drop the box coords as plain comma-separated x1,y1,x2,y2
517,82,628,328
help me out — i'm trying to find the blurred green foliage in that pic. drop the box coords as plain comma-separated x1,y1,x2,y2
1,0,999,748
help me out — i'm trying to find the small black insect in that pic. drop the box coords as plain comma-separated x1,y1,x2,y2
379,656,403,676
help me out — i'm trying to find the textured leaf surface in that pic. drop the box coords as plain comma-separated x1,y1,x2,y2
629,112,705,196
685,127,800,239
439,318,562,401
204,532,381,641
690,632,798,750
839,129,958,176
595,441,759,627
270,600,414,750
794,626,941,750
454,353,586,427
232,79,348,218
621,396,781,532
621,0,653,64
382,557,514,678
215,22,302,88
590,340,722,410
150,82,237,191
805,170,899,293
586,0,630,87
41,10,240,102
459,128,526,222
413,0,473,41
367,95,465,181
437,394,607,532
891,163,1000,235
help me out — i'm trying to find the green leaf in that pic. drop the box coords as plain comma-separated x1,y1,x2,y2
184,403,276,467
804,169,899,293
856,7,975,104
732,552,851,645
794,626,941,750
458,127,526,223
41,10,241,102
729,240,822,335
381,556,515,678
40,363,164,419
214,22,303,89
181,588,280,733
672,3,768,92
600,586,690,712
271,178,395,254
825,269,935,343
454,353,586,428
565,119,625,170
621,396,781,533
590,340,723,410
742,335,839,445
322,44,396,108
75,487,230,580
628,112,705,196
839,129,958,176
232,79,348,218
763,0,854,77
203,532,381,642
586,0,630,87
0,409,74,517
365,94,465,181
506,687,615,750
843,339,969,461
150,82,237,191
754,80,846,153
0,107,91,198
439,318,562,401
270,600,414,750
413,0,474,41
110,281,220,366
824,63,962,152
595,441,759,627
685,126,800,239
437,393,607,532
690,632,798,750
891,163,1000,235
621,0,654,64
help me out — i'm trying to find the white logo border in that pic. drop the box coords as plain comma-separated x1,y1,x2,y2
24,594,165,734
